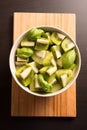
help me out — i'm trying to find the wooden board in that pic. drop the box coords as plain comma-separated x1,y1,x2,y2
11,13,76,117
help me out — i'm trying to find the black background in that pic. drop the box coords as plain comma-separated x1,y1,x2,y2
0,0,87,129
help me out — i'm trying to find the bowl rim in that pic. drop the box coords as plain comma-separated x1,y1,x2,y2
9,25,81,97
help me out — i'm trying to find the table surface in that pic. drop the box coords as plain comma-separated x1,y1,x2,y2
0,0,87,129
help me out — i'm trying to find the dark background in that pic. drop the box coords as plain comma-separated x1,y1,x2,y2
0,0,87,129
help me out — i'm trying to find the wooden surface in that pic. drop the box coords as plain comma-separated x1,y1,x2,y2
11,13,76,117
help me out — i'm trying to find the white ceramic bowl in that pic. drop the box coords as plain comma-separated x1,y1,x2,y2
9,26,81,97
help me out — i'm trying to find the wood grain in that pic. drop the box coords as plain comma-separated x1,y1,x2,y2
11,13,76,117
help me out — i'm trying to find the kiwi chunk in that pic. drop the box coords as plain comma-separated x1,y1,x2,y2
52,83,62,92
61,37,75,52
35,38,49,50
56,69,73,86
51,32,61,45
21,41,35,47
51,45,62,59
30,75,40,92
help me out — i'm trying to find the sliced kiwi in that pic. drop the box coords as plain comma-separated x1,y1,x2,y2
29,75,40,92
51,32,61,45
61,37,75,52
32,51,53,66
56,69,73,86
51,45,62,59
52,82,62,92
35,38,49,50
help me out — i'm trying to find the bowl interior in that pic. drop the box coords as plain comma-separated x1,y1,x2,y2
9,26,81,97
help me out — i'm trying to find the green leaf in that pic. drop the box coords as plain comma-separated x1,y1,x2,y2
17,47,34,59
62,49,76,69
38,74,53,93
27,28,45,41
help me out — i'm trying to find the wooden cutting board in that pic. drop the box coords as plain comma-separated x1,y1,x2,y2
11,13,76,117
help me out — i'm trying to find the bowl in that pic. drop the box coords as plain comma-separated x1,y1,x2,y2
9,26,81,97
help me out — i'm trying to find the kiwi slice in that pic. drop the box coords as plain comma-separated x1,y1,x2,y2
56,69,73,86
51,32,61,45
61,37,75,52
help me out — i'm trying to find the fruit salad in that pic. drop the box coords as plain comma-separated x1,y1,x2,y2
15,27,77,93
